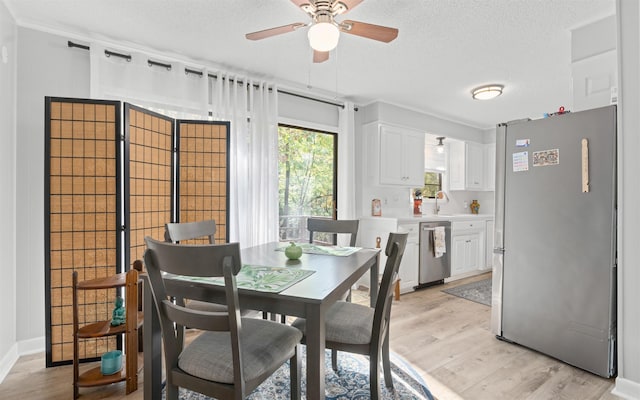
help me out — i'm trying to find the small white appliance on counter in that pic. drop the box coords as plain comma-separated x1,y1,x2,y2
418,221,451,287
492,105,616,378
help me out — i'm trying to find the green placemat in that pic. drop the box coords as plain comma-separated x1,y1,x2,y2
277,243,361,257
169,265,315,293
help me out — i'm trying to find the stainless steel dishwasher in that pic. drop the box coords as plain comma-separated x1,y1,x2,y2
418,221,451,287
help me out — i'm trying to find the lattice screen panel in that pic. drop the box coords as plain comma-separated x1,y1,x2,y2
126,105,174,264
176,121,229,243
45,98,121,366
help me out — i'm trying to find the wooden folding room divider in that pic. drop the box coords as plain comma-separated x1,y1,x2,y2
44,97,230,367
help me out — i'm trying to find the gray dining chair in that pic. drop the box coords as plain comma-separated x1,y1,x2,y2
164,219,228,314
165,219,217,244
292,232,408,400
144,237,302,400
165,219,256,345
307,217,359,247
307,217,360,303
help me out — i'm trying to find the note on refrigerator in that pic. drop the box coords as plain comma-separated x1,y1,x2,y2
512,151,529,172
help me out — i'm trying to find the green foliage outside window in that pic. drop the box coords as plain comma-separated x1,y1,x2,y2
278,126,335,241
422,171,442,198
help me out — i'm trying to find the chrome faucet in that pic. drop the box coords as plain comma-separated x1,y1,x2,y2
434,190,449,215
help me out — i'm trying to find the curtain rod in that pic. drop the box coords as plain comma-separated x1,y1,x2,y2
67,40,350,110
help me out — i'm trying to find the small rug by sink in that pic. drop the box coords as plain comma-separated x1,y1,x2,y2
442,278,491,306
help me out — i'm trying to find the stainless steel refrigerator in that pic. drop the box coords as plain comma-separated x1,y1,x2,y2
491,105,617,378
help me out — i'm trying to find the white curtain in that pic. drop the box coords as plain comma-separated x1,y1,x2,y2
90,42,280,248
336,101,357,247
211,74,279,248
337,101,356,220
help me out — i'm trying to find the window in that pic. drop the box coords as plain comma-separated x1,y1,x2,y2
278,125,336,242
423,140,445,198
422,171,442,198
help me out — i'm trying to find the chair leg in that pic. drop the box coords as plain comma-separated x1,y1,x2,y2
382,332,393,388
370,352,381,400
331,349,338,371
290,345,301,400
166,382,179,400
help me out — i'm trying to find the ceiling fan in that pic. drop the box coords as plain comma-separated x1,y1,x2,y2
245,0,399,63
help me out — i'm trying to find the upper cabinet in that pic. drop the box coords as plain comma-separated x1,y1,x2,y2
571,16,617,112
365,123,425,187
484,143,496,191
449,140,484,190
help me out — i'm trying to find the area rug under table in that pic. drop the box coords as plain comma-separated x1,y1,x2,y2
442,278,492,306
167,347,434,399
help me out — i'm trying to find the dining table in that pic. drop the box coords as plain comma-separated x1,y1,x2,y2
142,241,381,400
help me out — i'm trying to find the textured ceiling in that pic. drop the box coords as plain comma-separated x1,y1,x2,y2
4,0,616,129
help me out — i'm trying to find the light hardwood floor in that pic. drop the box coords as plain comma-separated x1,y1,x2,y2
0,272,620,399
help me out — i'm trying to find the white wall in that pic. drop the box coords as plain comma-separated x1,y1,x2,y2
15,27,89,349
0,0,17,382
278,91,339,130
614,1,640,398
361,101,482,142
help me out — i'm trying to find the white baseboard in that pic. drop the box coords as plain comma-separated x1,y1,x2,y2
18,336,45,356
0,343,18,384
0,336,45,384
612,377,640,400
445,268,491,283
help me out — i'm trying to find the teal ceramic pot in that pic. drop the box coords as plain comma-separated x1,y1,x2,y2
284,242,302,260
101,350,122,375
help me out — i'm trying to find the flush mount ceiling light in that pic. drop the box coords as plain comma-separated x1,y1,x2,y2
436,136,445,153
472,84,504,100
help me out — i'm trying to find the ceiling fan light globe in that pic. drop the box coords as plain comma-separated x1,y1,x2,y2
308,22,340,52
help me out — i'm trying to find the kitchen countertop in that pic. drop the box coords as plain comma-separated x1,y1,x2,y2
361,214,494,224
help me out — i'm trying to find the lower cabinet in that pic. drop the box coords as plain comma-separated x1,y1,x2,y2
397,223,420,293
486,219,495,268
451,234,481,275
451,220,485,276
357,218,419,294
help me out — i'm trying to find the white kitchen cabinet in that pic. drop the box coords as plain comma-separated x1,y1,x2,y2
451,234,481,275
448,140,484,190
397,223,420,293
484,143,496,191
450,219,485,276
485,219,494,268
370,124,425,187
357,218,419,294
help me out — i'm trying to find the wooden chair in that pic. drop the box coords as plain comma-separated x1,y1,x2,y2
144,237,302,400
292,232,408,400
307,217,359,247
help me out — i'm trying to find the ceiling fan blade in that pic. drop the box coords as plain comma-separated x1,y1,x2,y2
313,50,330,63
245,22,306,41
340,20,398,43
334,0,364,14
